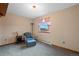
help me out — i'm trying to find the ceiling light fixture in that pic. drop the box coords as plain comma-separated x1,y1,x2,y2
31,4,39,9
32,5,36,8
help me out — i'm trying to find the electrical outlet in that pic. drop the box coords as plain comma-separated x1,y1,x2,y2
4,39,7,41
62,41,65,44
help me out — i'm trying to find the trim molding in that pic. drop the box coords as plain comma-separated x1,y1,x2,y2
38,40,79,53
52,44,79,53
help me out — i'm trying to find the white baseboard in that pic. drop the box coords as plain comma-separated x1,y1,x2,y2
38,39,52,45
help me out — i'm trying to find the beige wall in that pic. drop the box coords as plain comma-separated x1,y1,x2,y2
33,5,79,52
0,13,32,45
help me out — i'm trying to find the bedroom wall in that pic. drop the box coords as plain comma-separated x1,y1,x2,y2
0,13,32,45
33,5,79,52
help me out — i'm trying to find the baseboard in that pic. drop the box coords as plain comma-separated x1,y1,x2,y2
51,44,79,53
0,42,16,47
37,40,79,53
37,39,52,45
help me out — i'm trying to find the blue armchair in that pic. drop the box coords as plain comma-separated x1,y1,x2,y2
24,32,36,47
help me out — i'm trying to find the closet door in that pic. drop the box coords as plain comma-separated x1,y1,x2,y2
0,3,8,16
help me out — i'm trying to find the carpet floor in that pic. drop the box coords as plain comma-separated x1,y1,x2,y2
0,42,79,56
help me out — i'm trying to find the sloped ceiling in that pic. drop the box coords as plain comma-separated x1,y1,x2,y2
7,3,77,19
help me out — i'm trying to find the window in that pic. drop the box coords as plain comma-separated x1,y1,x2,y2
39,22,48,31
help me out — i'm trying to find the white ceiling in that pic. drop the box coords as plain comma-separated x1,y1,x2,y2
7,3,77,19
